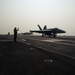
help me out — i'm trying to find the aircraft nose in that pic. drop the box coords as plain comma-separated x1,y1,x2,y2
63,30,66,33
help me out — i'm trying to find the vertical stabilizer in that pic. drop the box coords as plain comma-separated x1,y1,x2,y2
38,25,42,30
43,25,47,30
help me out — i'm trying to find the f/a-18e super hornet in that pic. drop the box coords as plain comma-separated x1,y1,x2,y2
20,32,32,35
30,25,66,37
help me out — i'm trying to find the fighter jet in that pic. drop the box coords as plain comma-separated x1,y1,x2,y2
20,32,32,35
30,25,66,37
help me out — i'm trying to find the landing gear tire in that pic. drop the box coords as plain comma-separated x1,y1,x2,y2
42,34,44,37
54,34,56,37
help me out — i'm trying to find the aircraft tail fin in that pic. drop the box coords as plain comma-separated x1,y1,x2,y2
43,25,47,30
38,25,42,30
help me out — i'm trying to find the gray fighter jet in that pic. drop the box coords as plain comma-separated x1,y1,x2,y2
30,25,66,37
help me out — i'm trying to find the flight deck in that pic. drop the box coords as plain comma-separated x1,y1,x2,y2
19,35,75,59
0,35,75,75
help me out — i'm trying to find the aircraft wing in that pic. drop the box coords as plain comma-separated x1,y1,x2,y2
30,30,52,33
30,28,66,34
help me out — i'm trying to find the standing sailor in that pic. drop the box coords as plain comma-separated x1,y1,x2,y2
14,27,19,42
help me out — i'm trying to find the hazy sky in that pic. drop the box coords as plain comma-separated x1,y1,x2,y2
0,0,75,35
